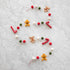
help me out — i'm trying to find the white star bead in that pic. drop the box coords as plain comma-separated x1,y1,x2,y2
15,35,18,38
32,56,36,60
51,48,54,51
48,17,51,20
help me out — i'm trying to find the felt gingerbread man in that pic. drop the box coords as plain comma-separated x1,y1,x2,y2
44,6,50,12
24,19,30,27
41,53,47,61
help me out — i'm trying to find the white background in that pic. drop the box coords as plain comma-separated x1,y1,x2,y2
0,0,70,70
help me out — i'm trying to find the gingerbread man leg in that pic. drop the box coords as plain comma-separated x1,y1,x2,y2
28,24,30,26
42,58,47,61
31,40,35,43
25,24,28,27
44,58,47,61
41,58,44,61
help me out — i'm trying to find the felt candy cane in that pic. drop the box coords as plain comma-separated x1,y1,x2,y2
42,38,49,45
46,21,52,28
10,26,17,34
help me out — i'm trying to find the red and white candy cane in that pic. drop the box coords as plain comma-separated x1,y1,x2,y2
42,38,49,45
10,26,17,34
46,21,52,28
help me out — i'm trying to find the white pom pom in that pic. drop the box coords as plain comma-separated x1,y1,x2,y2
32,56,36,60
51,48,54,51
33,21,36,25
37,37,40,40
15,35,18,38
35,5,37,8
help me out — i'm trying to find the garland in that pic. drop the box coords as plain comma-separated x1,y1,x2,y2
10,5,54,64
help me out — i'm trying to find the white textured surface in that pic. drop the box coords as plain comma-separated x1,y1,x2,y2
0,0,70,70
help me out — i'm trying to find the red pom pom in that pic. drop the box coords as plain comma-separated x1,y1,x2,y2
49,42,52,45
37,22,40,25
23,40,26,43
36,56,39,59
31,5,34,9
17,26,20,29
48,13,51,16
